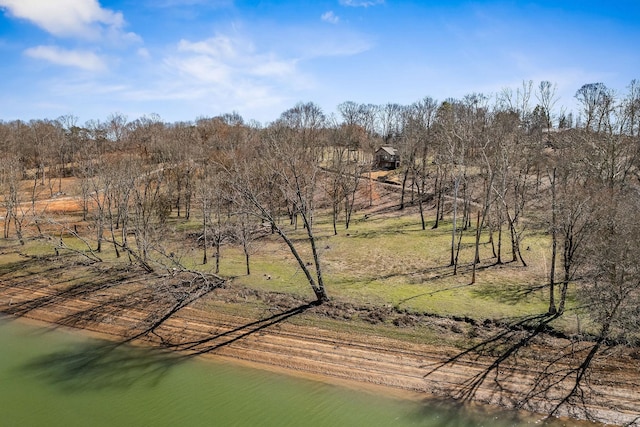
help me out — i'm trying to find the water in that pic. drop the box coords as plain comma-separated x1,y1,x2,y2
0,317,557,427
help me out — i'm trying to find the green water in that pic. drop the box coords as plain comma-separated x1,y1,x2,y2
0,317,553,427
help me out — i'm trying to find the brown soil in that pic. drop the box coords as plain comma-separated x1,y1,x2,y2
1,259,638,426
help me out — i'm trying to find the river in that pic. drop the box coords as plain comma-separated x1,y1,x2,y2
1,316,577,426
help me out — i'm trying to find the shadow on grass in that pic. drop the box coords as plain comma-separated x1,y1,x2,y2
469,282,547,305
396,262,505,306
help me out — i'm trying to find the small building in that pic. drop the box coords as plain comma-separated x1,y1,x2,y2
375,146,399,169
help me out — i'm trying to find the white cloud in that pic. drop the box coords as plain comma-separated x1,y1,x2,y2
24,45,106,71
178,35,240,59
168,53,232,84
299,32,372,58
251,55,297,77
339,0,384,7
174,35,299,81
137,47,151,59
0,0,139,42
153,34,309,116
321,11,339,24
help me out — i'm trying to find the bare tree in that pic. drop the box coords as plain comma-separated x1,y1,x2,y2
224,103,329,303
535,81,558,130
197,165,230,273
403,97,437,228
337,102,380,206
575,83,615,133
323,133,346,235
233,209,259,276
0,155,25,243
577,187,640,363
105,112,130,148
434,100,465,269
623,79,640,137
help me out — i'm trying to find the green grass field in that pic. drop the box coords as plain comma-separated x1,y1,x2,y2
2,190,584,339
213,208,565,322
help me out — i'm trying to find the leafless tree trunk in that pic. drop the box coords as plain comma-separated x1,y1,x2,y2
224,104,329,303
548,167,558,314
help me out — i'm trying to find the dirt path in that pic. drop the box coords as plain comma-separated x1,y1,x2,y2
1,266,638,426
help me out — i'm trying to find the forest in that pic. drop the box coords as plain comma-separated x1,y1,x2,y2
1,79,640,422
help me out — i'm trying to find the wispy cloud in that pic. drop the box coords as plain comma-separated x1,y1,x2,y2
24,45,106,71
339,0,384,7
173,35,299,81
0,0,140,42
321,11,339,24
177,35,240,59
302,34,372,58
155,33,308,113
137,47,151,59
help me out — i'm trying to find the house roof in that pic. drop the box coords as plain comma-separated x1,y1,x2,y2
376,146,398,156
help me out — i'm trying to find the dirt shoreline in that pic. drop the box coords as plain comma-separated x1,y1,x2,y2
1,267,639,426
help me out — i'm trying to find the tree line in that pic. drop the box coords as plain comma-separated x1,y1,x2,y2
1,80,640,343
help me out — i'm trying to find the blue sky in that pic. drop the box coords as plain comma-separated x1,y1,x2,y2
0,0,638,124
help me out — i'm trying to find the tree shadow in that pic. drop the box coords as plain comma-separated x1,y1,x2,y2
407,397,548,427
21,339,183,392
52,272,221,343
6,258,315,393
3,270,133,318
18,302,316,393
0,259,215,391
433,313,557,400
421,312,639,424
396,263,499,305
470,282,547,305
165,301,318,356
0,254,84,290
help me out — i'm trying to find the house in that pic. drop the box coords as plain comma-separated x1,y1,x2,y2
375,146,399,169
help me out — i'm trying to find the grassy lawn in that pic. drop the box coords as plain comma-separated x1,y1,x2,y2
219,208,560,323
1,177,579,336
